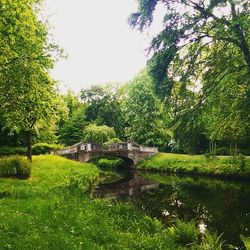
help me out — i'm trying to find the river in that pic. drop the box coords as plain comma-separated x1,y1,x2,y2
96,169,250,248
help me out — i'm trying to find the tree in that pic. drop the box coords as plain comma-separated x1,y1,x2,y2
124,70,170,147
0,0,61,161
59,106,87,145
80,83,125,138
129,0,250,99
202,77,249,156
129,0,250,154
83,124,116,145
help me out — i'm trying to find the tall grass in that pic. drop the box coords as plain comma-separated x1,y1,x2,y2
0,155,31,178
241,235,250,250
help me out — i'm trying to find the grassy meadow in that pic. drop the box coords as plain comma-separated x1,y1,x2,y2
0,154,227,249
137,153,250,178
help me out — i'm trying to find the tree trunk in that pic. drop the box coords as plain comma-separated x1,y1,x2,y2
26,130,32,162
230,142,232,163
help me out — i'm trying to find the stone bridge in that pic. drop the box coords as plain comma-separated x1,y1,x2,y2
53,142,158,165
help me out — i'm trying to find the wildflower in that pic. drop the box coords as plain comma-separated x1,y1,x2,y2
198,223,207,234
176,200,182,207
162,210,170,216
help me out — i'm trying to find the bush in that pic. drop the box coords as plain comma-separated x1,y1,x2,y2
0,156,31,179
66,171,98,195
0,146,26,157
104,138,123,145
237,154,246,171
32,143,64,155
168,220,198,247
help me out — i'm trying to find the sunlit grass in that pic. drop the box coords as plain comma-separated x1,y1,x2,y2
137,153,250,177
0,155,227,249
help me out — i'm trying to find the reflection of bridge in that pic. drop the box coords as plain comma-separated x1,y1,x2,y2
96,172,159,197
54,142,158,165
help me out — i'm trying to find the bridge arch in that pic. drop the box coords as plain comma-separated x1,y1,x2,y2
87,154,135,168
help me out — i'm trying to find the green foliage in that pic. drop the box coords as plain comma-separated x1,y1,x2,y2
204,153,218,163
80,83,125,138
169,220,198,247
196,233,224,250
129,0,250,155
95,157,124,169
0,0,63,160
59,106,87,145
125,70,170,147
237,154,246,171
0,146,26,156
32,143,65,155
105,137,123,145
130,0,250,96
83,124,116,145
241,235,250,250
0,156,31,178
65,171,98,195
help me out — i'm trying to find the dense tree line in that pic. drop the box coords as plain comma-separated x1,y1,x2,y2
1,0,250,157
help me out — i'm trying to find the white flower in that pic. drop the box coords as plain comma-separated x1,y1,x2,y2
162,210,170,216
176,200,182,207
199,223,207,234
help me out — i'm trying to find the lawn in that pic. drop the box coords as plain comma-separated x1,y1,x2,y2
137,153,250,178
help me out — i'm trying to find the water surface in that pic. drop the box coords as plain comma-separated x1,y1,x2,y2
96,170,250,247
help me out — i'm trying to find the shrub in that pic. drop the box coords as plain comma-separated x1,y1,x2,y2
104,138,123,145
0,156,31,179
66,171,98,195
32,143,64,155
237,154,246,171
0,146,26,157
168,220,198,247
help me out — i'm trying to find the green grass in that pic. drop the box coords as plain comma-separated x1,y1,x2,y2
0,155,224,249
241,235,250,250
137,153,250,178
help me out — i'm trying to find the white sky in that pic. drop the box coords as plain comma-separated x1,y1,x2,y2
43,0,162,93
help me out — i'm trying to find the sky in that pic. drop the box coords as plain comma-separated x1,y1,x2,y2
43,0,162,93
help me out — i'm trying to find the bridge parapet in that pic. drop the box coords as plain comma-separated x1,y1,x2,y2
105,143,128,151
139,145,158,153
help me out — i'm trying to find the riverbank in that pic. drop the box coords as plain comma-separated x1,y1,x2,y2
137,153,250,178
0,154,228,249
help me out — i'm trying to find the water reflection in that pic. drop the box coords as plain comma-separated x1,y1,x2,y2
96,170,250,247
95,171,159,198
137,172,250,247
